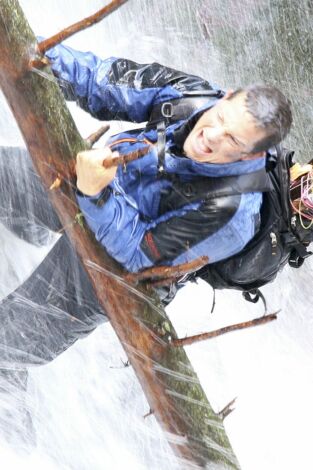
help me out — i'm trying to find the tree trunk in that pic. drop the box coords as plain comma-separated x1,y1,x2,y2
0,1,240,468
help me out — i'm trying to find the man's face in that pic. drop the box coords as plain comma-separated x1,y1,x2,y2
183,92,266,164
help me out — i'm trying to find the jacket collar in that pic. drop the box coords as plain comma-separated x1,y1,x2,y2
171,100,218,152
165,151,266,178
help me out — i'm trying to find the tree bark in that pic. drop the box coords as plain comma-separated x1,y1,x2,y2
0,1,240,468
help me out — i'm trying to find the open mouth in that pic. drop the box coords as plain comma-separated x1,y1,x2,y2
196,130,213,155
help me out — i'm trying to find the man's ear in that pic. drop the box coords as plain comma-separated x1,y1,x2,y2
241,151,266,161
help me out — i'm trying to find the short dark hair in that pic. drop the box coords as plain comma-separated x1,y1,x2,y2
229,85,292,153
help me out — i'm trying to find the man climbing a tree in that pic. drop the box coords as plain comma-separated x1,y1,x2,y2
47,42,292,272
0,41,294,368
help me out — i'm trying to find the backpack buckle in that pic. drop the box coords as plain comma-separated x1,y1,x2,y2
289,247,312,268
242,289,260,304
161,102,173,119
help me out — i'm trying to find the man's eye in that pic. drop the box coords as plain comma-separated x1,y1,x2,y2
229,135,239,146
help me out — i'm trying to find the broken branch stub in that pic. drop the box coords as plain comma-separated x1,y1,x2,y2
85,124,110,147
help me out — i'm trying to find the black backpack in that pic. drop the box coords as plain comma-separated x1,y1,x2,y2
149,94,313,307
191,147,313,305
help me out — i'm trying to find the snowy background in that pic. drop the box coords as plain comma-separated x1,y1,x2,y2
0,1,313,469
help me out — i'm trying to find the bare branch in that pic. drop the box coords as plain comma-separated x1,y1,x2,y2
126,256,209,284
171,312,279,347
85,124,110,147
37,0,129,55
103,145,151,169
218,397,237,421
143,408,154,419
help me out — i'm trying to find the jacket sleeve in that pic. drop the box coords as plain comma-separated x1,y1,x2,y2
45,42,214,123
76,185,261,273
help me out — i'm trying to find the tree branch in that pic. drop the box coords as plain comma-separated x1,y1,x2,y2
126,256,209,284
102,145,151,169
37,0,129,55
171,313,278,347
85,124,110,148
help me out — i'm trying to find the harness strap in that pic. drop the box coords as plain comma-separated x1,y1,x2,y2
149,91,223,128
157,121,166,172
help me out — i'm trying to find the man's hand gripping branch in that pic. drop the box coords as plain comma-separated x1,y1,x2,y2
76,147,118,196
75,145,152,196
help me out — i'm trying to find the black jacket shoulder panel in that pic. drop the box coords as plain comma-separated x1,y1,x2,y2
140,194,241,263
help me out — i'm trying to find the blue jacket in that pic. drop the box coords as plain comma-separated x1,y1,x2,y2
46,44,265,273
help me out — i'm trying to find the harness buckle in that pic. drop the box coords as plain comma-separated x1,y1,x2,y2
161,102,174,119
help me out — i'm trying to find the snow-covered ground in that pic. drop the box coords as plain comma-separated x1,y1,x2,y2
0,1,312,469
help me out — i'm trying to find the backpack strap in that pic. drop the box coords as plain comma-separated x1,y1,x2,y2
274,146,313,265
156,121,166,172
201,169,273,197
243,289,268,313
166,169,273,209
275,146,294,221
